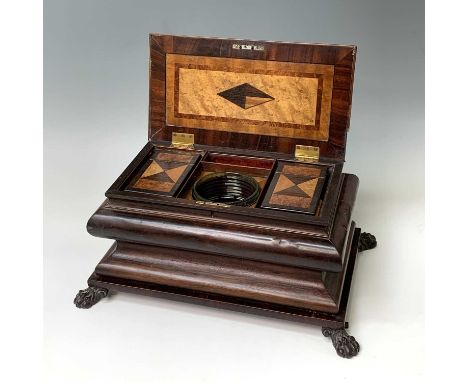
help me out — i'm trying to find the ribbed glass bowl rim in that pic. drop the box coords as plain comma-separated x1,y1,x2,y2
192,172,260,206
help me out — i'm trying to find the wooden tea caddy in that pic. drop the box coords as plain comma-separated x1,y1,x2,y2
75,34,377,358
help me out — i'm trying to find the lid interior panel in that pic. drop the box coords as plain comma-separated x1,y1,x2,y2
149,34,356,161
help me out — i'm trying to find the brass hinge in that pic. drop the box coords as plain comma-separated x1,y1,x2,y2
170,132,194,150
295,145,319,163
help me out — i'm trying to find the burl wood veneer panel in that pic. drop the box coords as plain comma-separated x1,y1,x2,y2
166,54,334,141
261,161,328,214
127,148,199,196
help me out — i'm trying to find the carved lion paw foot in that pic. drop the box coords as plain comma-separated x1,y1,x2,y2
358,232,377,252
74,286,108,309
322,327,360,358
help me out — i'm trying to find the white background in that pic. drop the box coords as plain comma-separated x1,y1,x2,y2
44,0,423,381
42,1,425,380
5,0,460,381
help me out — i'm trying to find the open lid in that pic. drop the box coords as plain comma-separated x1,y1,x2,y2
149,34,356,161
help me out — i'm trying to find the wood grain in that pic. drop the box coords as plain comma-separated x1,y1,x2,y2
126,148,200,196
166,54,334,141
88,227,360,327
261,161,328,214
105,143,345,227
149,34,357,160
95,241,339,312
91,174,358,272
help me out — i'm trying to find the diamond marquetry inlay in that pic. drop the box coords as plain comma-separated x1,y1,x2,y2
217,83,274,109
262,162,328,214
130,150,199,195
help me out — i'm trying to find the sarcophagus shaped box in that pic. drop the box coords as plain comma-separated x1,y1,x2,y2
75,34,376,358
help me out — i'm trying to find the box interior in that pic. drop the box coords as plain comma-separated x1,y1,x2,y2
122,146,333,217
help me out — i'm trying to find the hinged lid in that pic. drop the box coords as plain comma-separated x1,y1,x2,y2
149,34,356,161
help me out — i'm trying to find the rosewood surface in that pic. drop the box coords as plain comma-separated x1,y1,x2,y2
87,227,360,328
93,221,354,313
89,174,358,272
149,34,356,161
